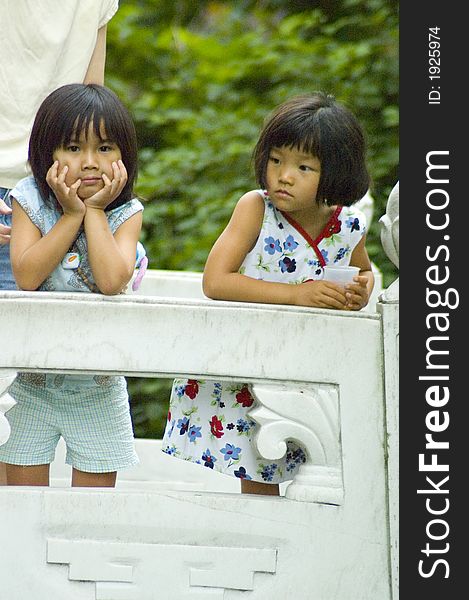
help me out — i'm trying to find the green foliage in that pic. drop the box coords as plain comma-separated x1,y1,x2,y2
128,377,172,438
106,0,399,438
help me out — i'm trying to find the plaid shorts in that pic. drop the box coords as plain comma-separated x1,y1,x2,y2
0,373,139,473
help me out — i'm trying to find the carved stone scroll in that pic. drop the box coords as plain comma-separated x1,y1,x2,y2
249,383,343,504
379,181,399,303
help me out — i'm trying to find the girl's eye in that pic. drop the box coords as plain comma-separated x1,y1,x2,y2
300,164,316,172
66,145,80,152
100,145,113,152
269,156,280,164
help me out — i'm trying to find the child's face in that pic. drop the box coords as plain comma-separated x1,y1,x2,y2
265,145,321,215
52,121,122,200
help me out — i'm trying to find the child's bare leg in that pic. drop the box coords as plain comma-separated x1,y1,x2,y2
71,468,116,488
5,463,50,486
0,462,7,485
241,479,280,496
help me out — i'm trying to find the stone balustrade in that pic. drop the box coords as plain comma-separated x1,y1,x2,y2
0,183,399,599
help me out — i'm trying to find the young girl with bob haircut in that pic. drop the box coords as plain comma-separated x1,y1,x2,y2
162,92,374,495
0,83,143,487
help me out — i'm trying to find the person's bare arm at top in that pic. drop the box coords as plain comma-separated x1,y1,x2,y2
84,25,108,85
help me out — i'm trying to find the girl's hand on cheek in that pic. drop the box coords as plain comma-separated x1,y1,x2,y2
46,161,85,217
84,160,128,210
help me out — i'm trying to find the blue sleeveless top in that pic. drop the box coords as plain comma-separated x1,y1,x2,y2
11,176,144,292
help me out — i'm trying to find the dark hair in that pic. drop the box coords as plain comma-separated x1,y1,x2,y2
253,92,370,206
28,83,138,210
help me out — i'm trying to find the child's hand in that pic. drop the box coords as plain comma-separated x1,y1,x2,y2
0,222,11,246
0,197,11,244
83,160,128,211
294,280,348,309
0,198,12,215
344,275,369,311
46,162,85,217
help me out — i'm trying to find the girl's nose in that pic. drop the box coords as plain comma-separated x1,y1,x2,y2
82,151,99,169
279,168,294,185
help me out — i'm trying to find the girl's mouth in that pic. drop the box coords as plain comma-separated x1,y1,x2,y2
275,189,293,198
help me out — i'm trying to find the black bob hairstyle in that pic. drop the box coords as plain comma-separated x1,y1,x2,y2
28,83,138,211
253,92,370,206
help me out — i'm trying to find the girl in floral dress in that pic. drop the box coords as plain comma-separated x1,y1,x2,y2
162,92,374,495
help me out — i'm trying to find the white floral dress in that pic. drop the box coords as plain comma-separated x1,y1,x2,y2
162,190,367,484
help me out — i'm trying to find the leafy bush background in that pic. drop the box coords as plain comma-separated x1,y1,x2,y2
105,0,399,438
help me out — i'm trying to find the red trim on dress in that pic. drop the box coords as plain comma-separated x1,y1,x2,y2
281,206,343,267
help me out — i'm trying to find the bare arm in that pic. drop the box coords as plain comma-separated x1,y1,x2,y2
85,209,142,295
84,25,107,85
345,235,375,310
10,199,84,290
203,191,347,309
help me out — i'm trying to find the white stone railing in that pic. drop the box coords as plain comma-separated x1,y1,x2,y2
0,286,383,502
0,274,391,600
0,184,399,599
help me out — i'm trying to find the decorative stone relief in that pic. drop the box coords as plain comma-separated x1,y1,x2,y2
249,383,343,504
379,181,399,303
47,539,277,599
0,370,16,446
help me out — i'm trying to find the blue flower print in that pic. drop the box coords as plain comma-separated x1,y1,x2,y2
236,418,255,434
309,249,328,267
306,261,323,278
293,447,306,463
177,416,190,435
211,382,224,407
188,425,202,443
220,443,242,461
283,235,299,252
162,444,177,456
167,420,176,438
258,463,278,482
334,247,348,262
279,256,297,273
286,447,307,471
174,384,186,398
234,466,252,480
346,216,360,232
264,236,282,255
202,448,217,469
